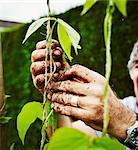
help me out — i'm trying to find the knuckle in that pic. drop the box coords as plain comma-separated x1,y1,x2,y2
52,39,59,45
72,64,80,70
30,61,45,76
52,93,58,101
51,40,59,49
77,97,83,107
62,106,72,116
32,49,37,56
51,93,55,101
53,103,61,112
62,94,69,104
63,81,72,91
71,64,81,74
53,50,62,58
34,74,45,89
31,50,37,61
56,81,62,88
30,63,35,74
32,49,47,62
56,47,62,53
36,40,46,49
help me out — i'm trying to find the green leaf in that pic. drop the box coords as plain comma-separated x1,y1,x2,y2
113,0,127,16
46,99,58,129
10,143,15,150
0,116,12,124
81,0,97,15
5,95,11,99
17,102,43,145
104,12,109,47
48,127,92,150
57,19,81,56
48,128,125,150
92,137,125,150
44,144,49,150
23,17,56,43
57,22,72,61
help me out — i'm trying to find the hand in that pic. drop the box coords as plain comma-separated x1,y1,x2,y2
47,64,136,141
30,40,69,93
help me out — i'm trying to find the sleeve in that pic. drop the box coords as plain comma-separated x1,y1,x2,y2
121,96,136,112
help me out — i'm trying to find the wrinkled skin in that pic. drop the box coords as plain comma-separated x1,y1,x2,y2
47,65,136,140
30,39,69,93
31,40,136,141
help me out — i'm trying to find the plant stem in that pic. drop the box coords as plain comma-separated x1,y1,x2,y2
40,0,51,149
102,0,114,136
40,1,59,149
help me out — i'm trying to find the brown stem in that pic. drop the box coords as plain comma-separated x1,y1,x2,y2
0,34,5,113
0,33,7,150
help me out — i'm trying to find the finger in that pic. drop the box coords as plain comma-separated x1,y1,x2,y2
33,74,45,89
53,102,91,122
33,73,60,89
31,48,62,62
36,40,46,49
48,81,85,95
31,61,62,76
36,39,59,50
48,93,77,106
31,49,47,62
52,47,62,60
48,81,104,96
61,65,92,82
31,61,46,76
48,93,101,109
55,62,62,72
61,64,105,84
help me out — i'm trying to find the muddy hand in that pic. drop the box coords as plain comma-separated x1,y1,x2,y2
30,39,69,93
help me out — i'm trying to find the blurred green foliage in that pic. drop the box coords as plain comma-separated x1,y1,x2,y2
2,24,43,149
1,1,138,149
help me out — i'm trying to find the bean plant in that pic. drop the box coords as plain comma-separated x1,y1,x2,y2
16,0,127,149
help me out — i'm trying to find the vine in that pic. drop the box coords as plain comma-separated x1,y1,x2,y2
41,0,54,148
102,0,114,136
